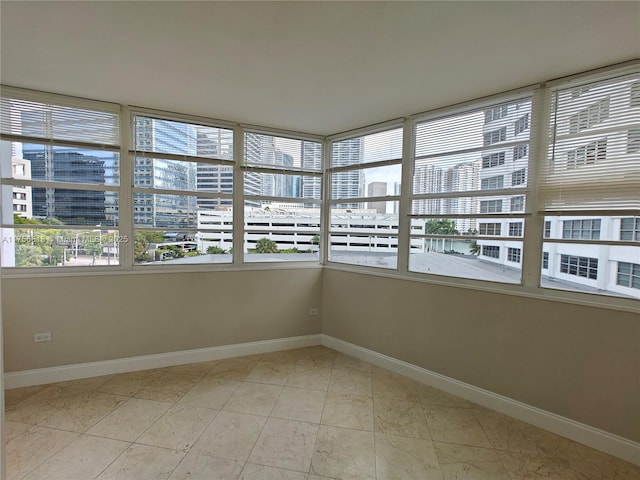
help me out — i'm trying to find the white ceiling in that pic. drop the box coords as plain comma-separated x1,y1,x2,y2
1,1,638,136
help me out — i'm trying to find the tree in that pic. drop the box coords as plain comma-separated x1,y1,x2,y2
134,234,151,262
254,237,278,254
469,240,481,255
425,219,459,252
15,245,44,266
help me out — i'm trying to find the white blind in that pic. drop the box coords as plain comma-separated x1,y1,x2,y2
0,95,119,146
540,72,640,212
133,115,233,161
331,127,403,167
244,132,322,172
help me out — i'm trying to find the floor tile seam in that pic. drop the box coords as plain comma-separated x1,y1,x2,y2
468,404,515,471
10,429,81,480
241,378,290,388
88,439,137,480
240,459,312,477
127,399,212,452
242,408,276,468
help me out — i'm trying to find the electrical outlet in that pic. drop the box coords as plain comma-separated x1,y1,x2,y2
308,308,320,315
34,332,52,343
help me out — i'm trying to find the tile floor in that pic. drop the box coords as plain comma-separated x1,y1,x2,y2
5,346,640,480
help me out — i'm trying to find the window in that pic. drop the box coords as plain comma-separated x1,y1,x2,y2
566,138,607,169
243,131,323,262
0,89,121,268
132,114,235,265
510,196,524,212
483,127,507,146
631,81,640,107
479,223,501,236
541,72,640,298
481,175,504,190
568,97,610,133
620,217,640,241
482,245,500,258
328,126,402,269
480,199,503,213
2,65,638,304
484,105,508,122
513,144,528,160
509,222,523,237
560,255,598,279
507,247,521,263
562,219,601,240
511,169,526,186
514,114,530,135
617,262,640,289
409,96,530,283
628,129,640,153
482,152,505,168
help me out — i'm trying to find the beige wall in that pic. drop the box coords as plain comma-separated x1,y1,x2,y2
2,268,323,372
322,269,640,443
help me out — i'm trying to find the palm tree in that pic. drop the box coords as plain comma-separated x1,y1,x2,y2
469,240,481,255
255,237,278,254
425,220,459,252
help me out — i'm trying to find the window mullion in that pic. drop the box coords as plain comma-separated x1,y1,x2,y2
120,106,134,270
521,88,547,289
233,125,244,265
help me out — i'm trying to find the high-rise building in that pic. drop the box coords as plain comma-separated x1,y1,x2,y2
331,138,364,208
22,146,112,225
367,181,387,214
196,127,233,210
133,117,198,227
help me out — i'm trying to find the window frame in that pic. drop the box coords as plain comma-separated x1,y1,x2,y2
2,61,638,313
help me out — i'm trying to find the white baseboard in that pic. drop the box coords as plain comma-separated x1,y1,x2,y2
321,334,640,467
4,334,323,390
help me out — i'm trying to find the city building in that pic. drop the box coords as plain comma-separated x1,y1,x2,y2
133,116,198,227
11,157,32,218
330,137,365,208
366,181,387,213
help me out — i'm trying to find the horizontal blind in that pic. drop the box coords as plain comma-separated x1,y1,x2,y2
133,115,233,161
0,95,119,146
331,127,402,167
412,97,532,198
540,72,640,212
244,132,322,172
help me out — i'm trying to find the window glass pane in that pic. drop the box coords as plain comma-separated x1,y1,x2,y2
328,205,399,269
2,142,119,185
244,133,322,171
542,241,640,299
408,217,523,282
1,226,121,267
1,185,117,226
331,164,401,201
243,172,320,199
134,116,233,160
133,193,221,228
243,202,320,263
332,128,402,167
1,96,119,146
415,99,531,158
134,157,202,192
408,234,523,284
134,228,233,265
